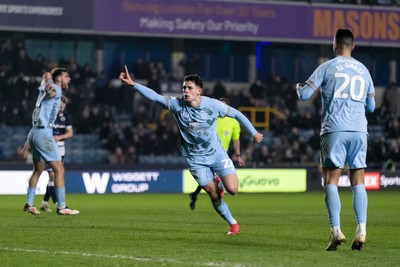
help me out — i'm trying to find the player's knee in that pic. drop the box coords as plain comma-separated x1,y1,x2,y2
226,186,238,196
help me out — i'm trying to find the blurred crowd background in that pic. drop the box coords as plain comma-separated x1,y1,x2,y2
0,0,399,170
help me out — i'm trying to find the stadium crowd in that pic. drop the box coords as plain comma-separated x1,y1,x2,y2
0,37,399,170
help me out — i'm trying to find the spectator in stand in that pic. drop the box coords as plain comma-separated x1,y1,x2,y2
13,48,32,76
32,54,47,76
179,54,201,76
284,140,302,165
382,82,399,119
8,74,27,106
266,74,285,106
4,105,24,126
75,105,93,134
282,84,298,113
106,123,127,152
99,108,113,142
132,57,148,80
385,116,400,139
369,136,388,167
386,139,400,169
125,145,139,164
212,80,228,99
63,57,81,86
0,39,12,72
156,61,167,80
249,78,268,107
109,146,126,164
81,63,96,81
256,145,273,167
128,131,144,155
131,105,149,128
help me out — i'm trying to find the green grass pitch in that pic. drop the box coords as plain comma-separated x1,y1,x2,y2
1,191,399,267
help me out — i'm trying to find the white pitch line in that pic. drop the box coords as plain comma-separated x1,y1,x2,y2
0,247,252,267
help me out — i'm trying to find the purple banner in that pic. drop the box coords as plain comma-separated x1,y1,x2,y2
0,0,93,30
0,0,398,46
94,0,400,46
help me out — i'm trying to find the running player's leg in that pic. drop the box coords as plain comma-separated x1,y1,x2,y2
202,178,238,232
24,130,45,215
24,160,45,215
48,160,65,207
41,168,57,212
321,133,346,250
349,168,367,250
189,161,238,234
189,186,202,210
347,132,368,250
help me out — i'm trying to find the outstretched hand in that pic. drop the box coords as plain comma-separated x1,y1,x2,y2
119,65,135,87
252,132,264,144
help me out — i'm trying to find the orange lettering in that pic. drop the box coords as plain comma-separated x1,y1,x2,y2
374,12,387,39
346,11,359,38
360,12,373,39
333,11,345,33
387,13,400,41
313,9,332,37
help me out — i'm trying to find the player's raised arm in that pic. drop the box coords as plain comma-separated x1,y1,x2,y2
119,65,166,106
119,65,135,87
226,107,263,144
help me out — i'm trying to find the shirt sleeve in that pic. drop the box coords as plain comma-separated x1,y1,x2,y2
133,83,167,108
226,107,257,136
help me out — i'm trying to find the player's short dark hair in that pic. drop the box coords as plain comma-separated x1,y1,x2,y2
183,74,203,88
219,98,230,105
335,29,354,49
50,67,68,82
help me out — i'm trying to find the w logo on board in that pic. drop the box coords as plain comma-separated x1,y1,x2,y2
82,172,110,194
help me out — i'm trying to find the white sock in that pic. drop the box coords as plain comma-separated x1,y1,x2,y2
356,223,366,236
331,225,342,235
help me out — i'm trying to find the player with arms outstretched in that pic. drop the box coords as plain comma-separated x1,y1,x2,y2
120,66,263,235
296,29,375,251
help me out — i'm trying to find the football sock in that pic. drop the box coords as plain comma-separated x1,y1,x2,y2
26,187,36,206
352,184,368,226
49,185,57,204
331,225,342,235
56,187,66,209
324,184,341,228
212,199,236,225
194,186,202,195
356,223,366,236
43,182,52,202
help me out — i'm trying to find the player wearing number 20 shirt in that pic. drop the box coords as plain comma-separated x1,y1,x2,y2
302,55,375,136
296,29,375,251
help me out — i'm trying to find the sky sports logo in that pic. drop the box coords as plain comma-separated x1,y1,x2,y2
82,172,160,194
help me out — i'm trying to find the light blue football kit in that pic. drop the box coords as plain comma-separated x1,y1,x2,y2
26,83,65,207
297,55,375,228
28,83,62,162
133,83,257,225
